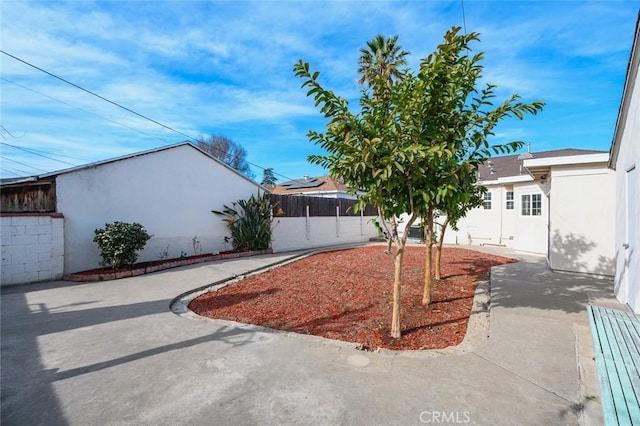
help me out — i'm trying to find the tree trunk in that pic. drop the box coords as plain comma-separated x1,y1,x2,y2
422,207,434,305
390,248,404,338
435,216,450,280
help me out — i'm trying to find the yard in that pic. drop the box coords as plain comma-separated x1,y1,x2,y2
190,246,515,350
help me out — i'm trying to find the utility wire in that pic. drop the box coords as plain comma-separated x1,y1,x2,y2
1,155,48,172
1,50,308,184
1,142,78,166
461,0,468,36
0,165,29,177
1,77,175,149
1,50,196,142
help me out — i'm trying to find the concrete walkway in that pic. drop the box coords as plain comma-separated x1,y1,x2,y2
0,246,625,425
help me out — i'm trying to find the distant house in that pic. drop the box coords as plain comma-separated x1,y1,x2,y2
609,13,640,313
1,142,264,281
267,175,358,199
442,148,616,276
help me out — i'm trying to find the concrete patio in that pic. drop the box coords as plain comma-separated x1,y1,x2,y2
0,245,625,425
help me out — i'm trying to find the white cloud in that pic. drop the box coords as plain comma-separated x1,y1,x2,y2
1,0,638,179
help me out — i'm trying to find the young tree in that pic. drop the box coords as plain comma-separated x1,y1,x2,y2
294,49,425,339
433,175,484,280
197,135,255,179
293,27,544,336
261,167,277,185
401,28,545,304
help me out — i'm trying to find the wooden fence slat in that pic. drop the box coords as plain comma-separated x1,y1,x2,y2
269,194,376,217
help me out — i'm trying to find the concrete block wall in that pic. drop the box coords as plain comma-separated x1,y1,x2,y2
1,214,64,285
271,216,379,252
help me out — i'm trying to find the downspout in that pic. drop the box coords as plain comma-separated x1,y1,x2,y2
546,184,552,268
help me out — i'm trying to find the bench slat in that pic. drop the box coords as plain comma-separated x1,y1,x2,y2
604,309,640,420
588,305,640,425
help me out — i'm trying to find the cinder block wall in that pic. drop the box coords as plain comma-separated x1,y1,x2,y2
1,214,64,285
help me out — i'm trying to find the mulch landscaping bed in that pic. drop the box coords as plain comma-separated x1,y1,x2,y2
189,246,515,351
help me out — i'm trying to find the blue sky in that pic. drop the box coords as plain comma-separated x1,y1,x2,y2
1,1,639,182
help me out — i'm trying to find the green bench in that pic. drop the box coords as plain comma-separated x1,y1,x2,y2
587,305,640,425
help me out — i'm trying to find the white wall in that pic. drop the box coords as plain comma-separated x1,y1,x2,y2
513,181,548,255
441,185,517,248
548,164,616,275
56,144,262,274
271,215,379,252
1,214,64,285
613,59,640,312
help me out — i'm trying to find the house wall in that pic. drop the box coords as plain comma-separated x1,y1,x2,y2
56,145,262,274
513,181,548,255
548,164,616,276
613,62,640,312
448,186,518,247
440,185,522,249
1,214,64,285
271,215,379,252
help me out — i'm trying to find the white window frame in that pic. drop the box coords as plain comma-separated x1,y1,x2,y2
482,191,492,210
531,193,542,216
506,191,514,210
521,193,542,216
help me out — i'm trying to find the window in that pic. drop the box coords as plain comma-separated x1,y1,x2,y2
521,193,542,216
531,193,542,216
482,192,492,209
506,191,514,210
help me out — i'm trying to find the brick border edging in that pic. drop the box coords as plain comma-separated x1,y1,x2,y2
63,249,273,282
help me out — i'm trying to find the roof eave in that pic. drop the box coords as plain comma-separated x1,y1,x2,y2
610,11,640,170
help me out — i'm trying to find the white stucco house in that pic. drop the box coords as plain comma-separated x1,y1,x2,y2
437,148,616,276
2,142,265,278
609,13,640,313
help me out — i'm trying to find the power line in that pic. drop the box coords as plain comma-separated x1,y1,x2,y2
0,165,29,177
1,50,309,185
1,50,196,142
1,155,48,172
1,77,175,148
1,142,78,167
461,0,468,36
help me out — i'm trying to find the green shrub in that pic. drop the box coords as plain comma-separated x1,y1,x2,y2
212,193,274,251
93,222,152,269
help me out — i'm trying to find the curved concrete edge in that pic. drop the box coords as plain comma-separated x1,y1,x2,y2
170,250,319,316
170,248,501,359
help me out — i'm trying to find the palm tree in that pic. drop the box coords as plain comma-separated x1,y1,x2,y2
357,34,409,92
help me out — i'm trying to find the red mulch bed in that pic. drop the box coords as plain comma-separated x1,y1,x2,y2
189,246,515,351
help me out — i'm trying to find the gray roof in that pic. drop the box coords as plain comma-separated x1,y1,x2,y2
478,148,606,182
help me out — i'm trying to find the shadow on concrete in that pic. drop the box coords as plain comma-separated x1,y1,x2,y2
490,261,614,314
1,292,69,426
49,325,252,382
0,285,255,425
6,298,169,336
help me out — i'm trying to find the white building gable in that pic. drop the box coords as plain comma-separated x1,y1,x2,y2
610,13,640,313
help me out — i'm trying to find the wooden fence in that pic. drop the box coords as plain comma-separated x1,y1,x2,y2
269,194,377,217
1,179,57,213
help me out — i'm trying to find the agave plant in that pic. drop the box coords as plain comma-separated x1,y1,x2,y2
212,193,274,251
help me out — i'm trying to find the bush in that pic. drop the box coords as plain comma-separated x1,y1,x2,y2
212,193,273,251
93,222,152,269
